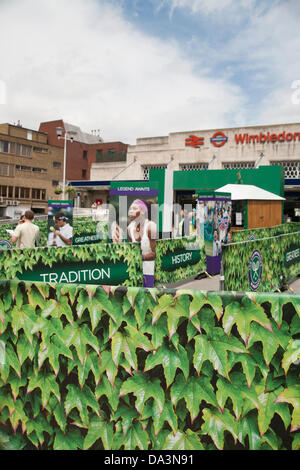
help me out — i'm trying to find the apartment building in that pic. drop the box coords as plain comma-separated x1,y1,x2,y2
0,123,64,217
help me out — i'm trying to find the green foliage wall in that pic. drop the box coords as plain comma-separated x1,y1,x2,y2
154,235,206,286
0,242,143,288
0,280,299,450
223,232,300,292
231,223,300,243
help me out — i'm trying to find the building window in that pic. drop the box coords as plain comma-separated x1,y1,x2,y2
33,147,49,154
20,187,30,198
83,150,88,159
222,162,255,169
271,161,300,179
0,140,15,154
179,163,207,171
53,161,61,168
142,164,167,180
8,186,13,198
32,167,47,173
52,180,59,187
1,186,7,197
82,169,87,178
16,143,32,157
0,163,14,177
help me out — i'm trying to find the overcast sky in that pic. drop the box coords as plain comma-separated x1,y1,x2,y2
0,0,300,144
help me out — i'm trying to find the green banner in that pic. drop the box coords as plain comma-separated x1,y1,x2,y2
161,248,201,272
73,232,105,246
16,260,129,285
285,245,300,267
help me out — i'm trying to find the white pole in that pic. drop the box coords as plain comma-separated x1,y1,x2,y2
62,132,67,200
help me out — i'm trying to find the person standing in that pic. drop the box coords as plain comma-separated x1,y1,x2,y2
52,213,73,246
10,210,40,248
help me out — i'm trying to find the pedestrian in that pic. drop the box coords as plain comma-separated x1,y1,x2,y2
10,210,40,249
51,212,73,247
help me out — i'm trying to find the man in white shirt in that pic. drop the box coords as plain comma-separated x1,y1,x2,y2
52,213,73,247
10,210,40,248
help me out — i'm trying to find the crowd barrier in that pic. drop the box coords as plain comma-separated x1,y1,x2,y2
231,222,300,243
223,231,300,292
0,280,298,450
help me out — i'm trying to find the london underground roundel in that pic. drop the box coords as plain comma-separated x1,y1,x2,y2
210,131,228,147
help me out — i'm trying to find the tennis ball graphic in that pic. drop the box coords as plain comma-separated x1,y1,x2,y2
50,226,54,231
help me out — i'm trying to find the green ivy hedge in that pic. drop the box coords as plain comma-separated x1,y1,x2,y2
0,280,299,450
231,223,300,243
154,235,206,286
223,232,300,292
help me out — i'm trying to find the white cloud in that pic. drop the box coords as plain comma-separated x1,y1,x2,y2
0,0,246,143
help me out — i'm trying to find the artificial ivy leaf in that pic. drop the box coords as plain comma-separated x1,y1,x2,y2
124,324,153,353
113,404,139,438
119,372,165,415
193,327,248,379
247,319,290,367
111,331,138,372
274,385,300,432
239,413,279,450
256,386,291,437
170,373,218,423
126,287,139,309
95,376,121,412
8,370,27,401
227,351,258,388
123,421,150,450
133,290,151,327
3,342,21,379
216,372,260,421
27,372,61,408
8,398,28,433
54,428,83,450
223,297,272,345
162,429,204,450
151,400,178,437
46,396,67,433
201,408,239,450
151,294,174,325
0,426,27,450
281,339,300,375
64,384,100,426
11,304,39,345
26,414,53,448
144,343,189,388
83,414,114,450
140,316,169,350
64,323,100,365
99,350,118,387
38,333,73,377
0,298,10,334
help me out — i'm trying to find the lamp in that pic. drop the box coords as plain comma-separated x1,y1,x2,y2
56,126,77,199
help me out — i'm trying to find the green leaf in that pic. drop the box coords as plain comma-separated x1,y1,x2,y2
275,385,300,432
170,373,218,423
11,304,39,345
223,297,272,345
193,327,248,379
151,400,178,437
64,323,100,364
144,343,189,388
162,429,204,450
27,372,60,408
216,372,260,421
256,386,291,437
201,408,239,450
64,384,100,426
119,372,165,415
54,428,83,450
111,331,137,372
239,413,279,450
95,376,121,412
281,339,300,375
247,319,290,366
152,294,174,325
122,421,150,450
46,396,67,433
26,415,53,447
83,414,114,450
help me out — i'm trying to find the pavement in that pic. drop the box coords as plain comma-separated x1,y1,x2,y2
166,274,300,294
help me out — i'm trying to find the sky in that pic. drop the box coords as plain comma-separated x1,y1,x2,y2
0,0,300,144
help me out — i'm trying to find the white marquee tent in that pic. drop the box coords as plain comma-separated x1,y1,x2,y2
215,184,285,201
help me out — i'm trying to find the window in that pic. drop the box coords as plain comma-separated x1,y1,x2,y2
33,147,49,154
20,187,30,198
82,169,87,178
52,180,59,187
16,143,31,157
83,150,88,159
1,186,7,197
142,164,167,180
179,163,207,171
0,140,15,154
8,186,13,198
53,161,61,168
271,161,300,179
32,167,47,173
32,188,46,200
0,163,14,176
222,162,255,169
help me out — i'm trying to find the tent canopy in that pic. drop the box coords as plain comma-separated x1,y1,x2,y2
215,184,285,201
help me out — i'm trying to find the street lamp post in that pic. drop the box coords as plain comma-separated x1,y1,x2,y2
55,126,77,200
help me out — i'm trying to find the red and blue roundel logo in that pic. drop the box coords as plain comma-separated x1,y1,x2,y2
210,131,228,147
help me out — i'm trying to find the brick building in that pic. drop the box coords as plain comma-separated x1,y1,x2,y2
39,120,128,182
0,123,64,217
